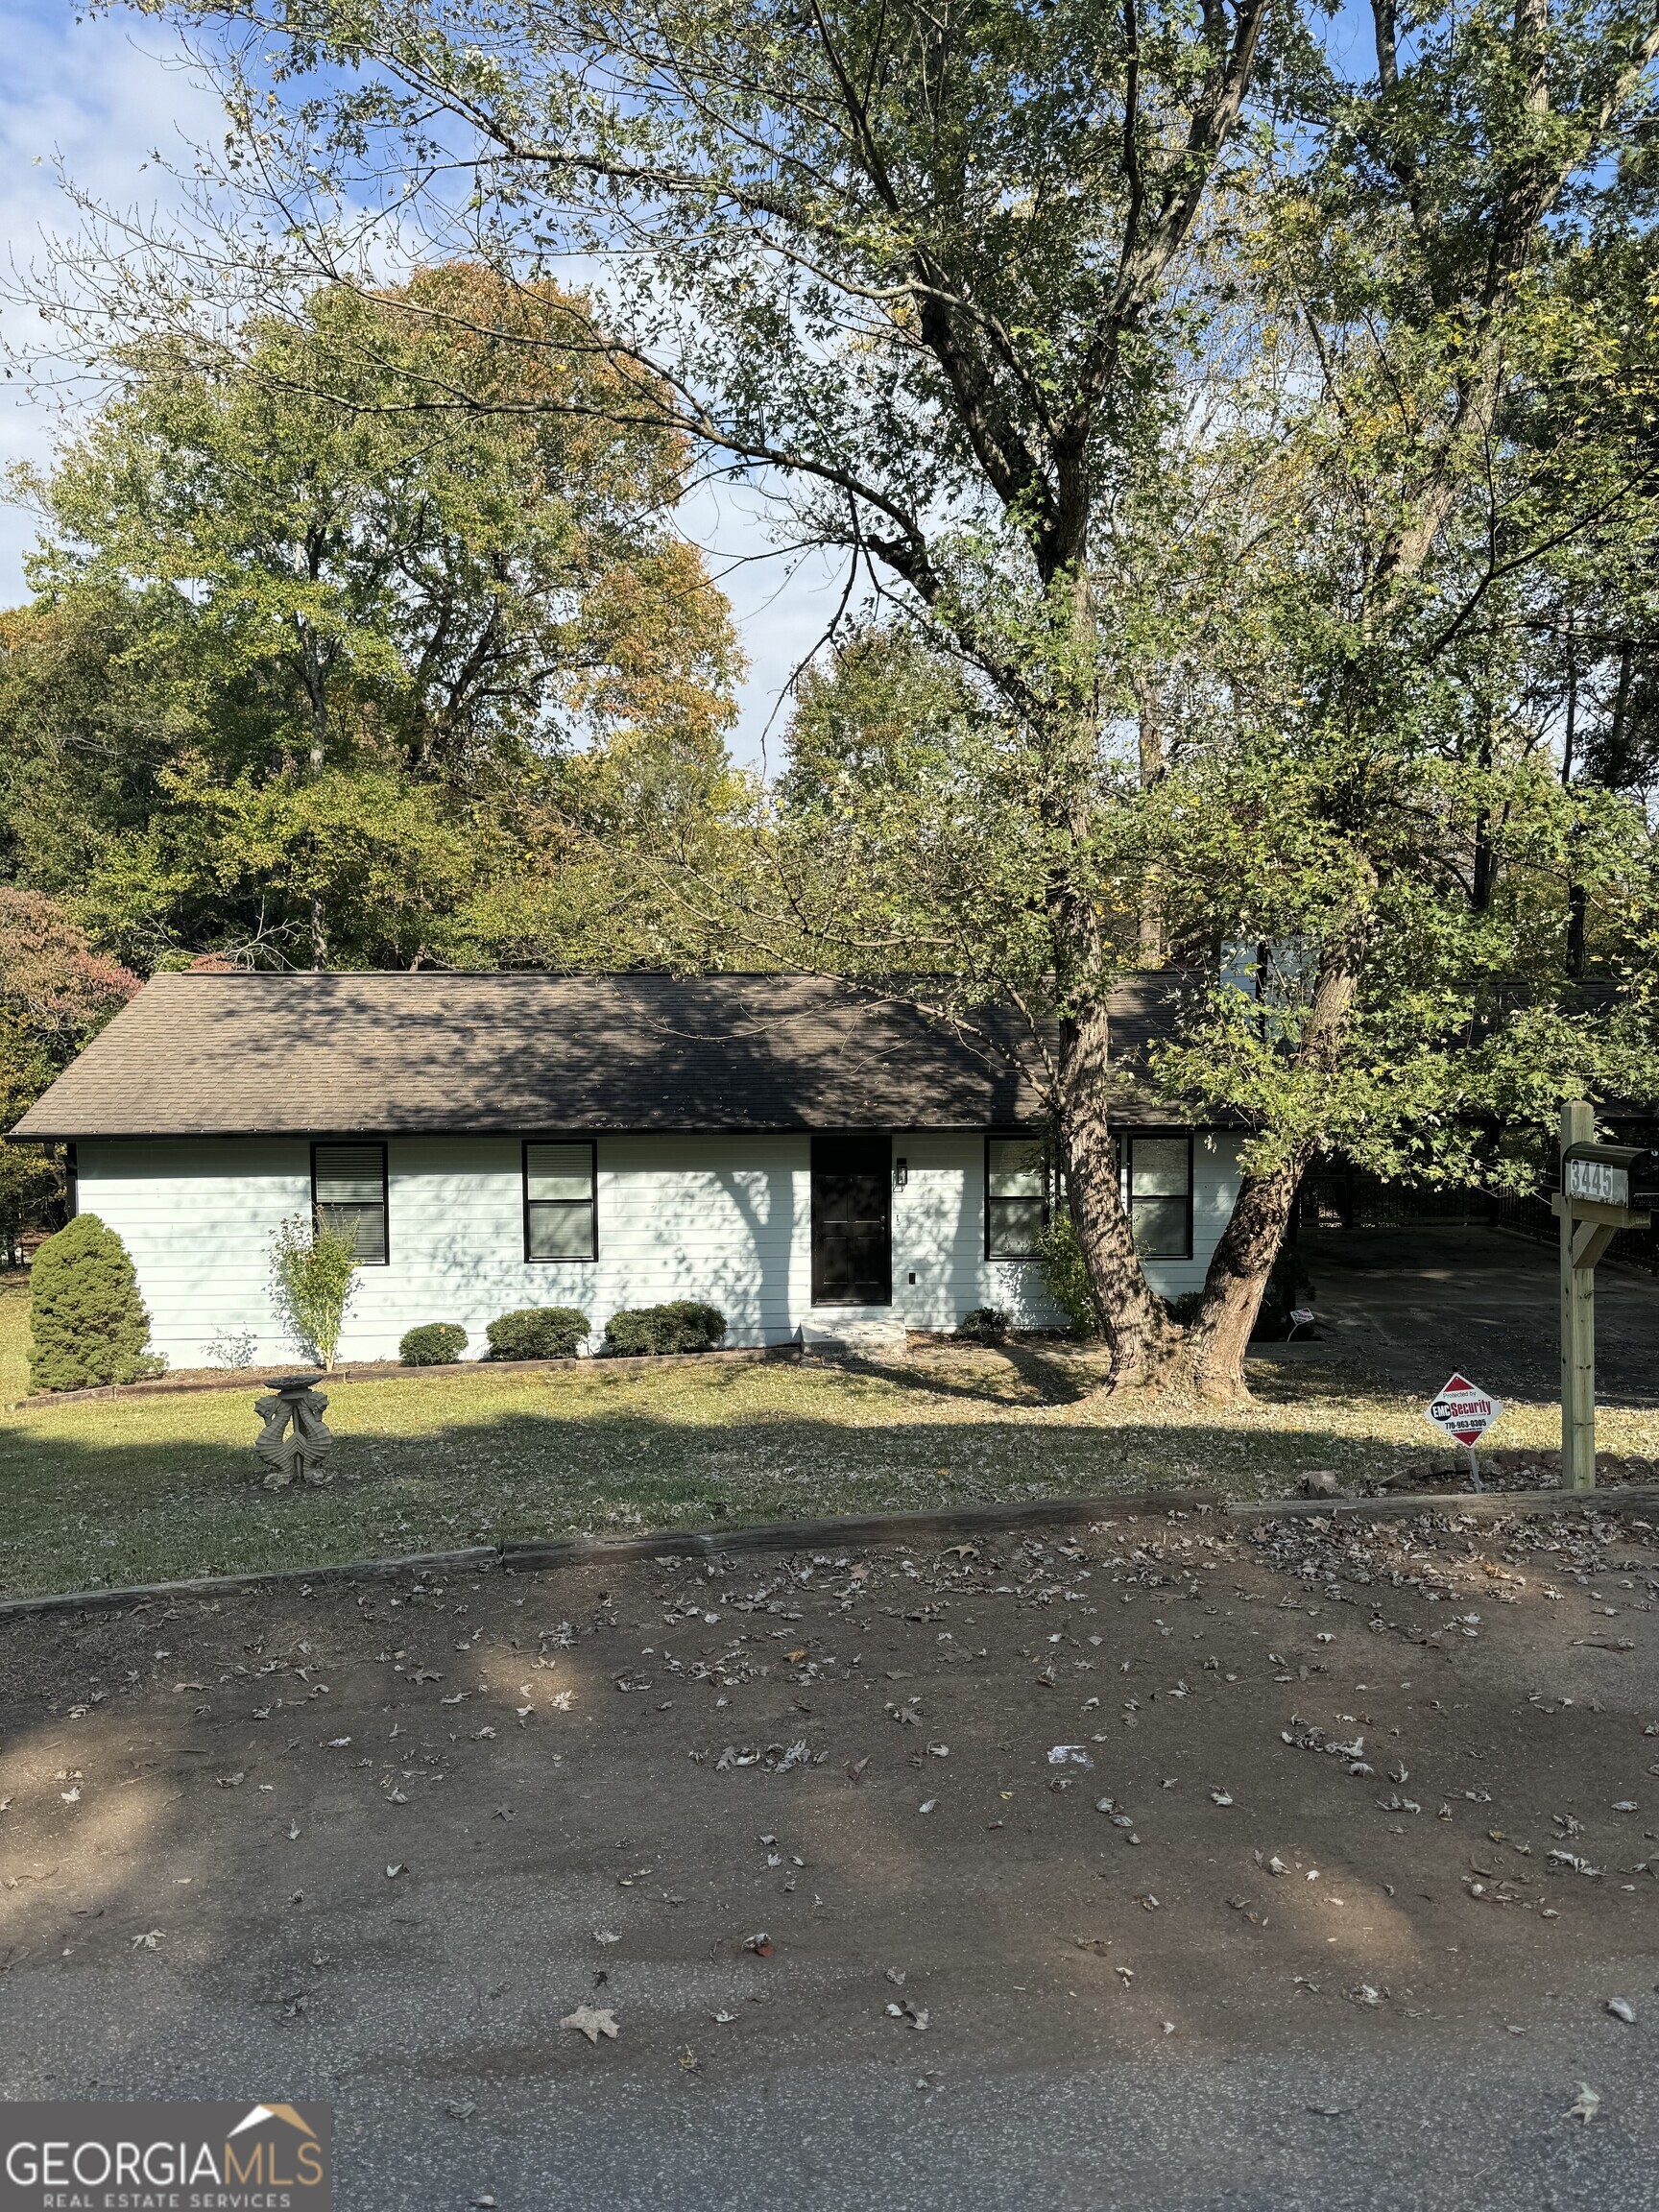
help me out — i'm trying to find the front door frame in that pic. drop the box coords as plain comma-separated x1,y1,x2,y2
810,1132,893,1307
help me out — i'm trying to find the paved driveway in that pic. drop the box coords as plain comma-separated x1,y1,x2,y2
4,1505,1658,2208
1292,1226,1659,1410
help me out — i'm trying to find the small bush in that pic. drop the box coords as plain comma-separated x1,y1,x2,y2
1034,1214,1101,1338
28,1212,165,1392
400,1322,468,1366
602,1300,727,1357
1164,1289,1205,1327
202,1326,258,1370
955,1305,1011,1343
270,1213,359,1369
485,1306,590,1360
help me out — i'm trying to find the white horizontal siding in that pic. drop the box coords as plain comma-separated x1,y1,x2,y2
75,1139,312,1370
74,1125,1244,1366
889,1133,1062,1331
344,1134,811,1361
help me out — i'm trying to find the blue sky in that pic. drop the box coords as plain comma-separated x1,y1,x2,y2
0,0,844,767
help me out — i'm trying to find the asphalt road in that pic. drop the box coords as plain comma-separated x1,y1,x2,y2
4,1505,1658,2209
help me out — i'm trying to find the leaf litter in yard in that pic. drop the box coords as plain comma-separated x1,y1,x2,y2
1568,2085,1601,2124
560,2006,619,2044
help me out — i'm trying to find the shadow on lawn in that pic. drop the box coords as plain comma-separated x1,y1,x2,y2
0,1383,1403,1600
841,1343,1374,1411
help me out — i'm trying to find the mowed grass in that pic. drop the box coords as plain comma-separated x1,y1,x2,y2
2,1275,1656,1600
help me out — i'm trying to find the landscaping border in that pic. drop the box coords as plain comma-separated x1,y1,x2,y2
8,1340,805,1410
4,1483,1658,1624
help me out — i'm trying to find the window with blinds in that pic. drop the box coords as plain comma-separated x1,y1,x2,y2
311,1142,389,1264
985,1134,1049,1260
523,1141,597,1262
1124,1133,1193,1259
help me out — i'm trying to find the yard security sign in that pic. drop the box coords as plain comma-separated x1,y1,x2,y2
1426,1374,1503,1449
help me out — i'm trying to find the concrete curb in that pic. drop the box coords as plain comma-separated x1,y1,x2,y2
8,1341,805,1411
0,1495,1220,1622
5,1482,1659,1625
1231,1484,1659,1523
497,1490,1222,1570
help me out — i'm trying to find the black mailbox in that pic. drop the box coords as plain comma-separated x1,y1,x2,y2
1561,1142,1659,1211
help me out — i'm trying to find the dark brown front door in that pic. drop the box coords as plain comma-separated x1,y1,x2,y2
811,1134,892,1306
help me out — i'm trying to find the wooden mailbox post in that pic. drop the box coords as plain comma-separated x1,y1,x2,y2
1551,1101,1653,1492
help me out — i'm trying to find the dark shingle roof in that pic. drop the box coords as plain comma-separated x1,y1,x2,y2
9,970,1206,1140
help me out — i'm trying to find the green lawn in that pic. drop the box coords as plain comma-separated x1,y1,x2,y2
2,1276,1655,1599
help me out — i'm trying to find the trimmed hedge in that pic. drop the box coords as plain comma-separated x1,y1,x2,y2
485,1306,590,1360
29,1213,165,1393
602,1300,727,1357
954,1305,1011,1343
400,1322,469,1366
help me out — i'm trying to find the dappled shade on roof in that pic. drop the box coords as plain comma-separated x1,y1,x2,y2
10,969,1209,1140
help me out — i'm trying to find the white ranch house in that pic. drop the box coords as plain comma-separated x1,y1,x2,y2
12,972,1244,1368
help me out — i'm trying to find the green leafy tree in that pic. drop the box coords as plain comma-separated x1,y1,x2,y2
3,264,741,971
60,0,1282,1388
0,888,140,1260
1138,0,1659,1395
269,1213,360,1369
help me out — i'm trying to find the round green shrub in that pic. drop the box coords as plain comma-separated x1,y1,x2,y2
602,1300,727,1357
954,1305,1011,1343
485,1306,590,1360
400,1322,469,1366
600,1307,657,1357
29,1212,165,1392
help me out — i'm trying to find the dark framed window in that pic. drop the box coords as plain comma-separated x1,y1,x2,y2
64,1142,79,1220
312,1141,389,1264
523,1140,598,1262
985,1133,1050,1261
1122,1131,1193,1259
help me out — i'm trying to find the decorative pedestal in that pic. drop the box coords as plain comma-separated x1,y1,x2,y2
253,1376,335,1489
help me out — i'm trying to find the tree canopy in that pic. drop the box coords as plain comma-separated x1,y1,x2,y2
2,263,743,974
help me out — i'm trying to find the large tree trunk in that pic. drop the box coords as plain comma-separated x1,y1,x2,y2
1030,560,1173,1389
1175,1150,1310,1400
1175,961,1359,1401
1131,669,1166,966
300,615,329,971
1055,995,1172,1389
